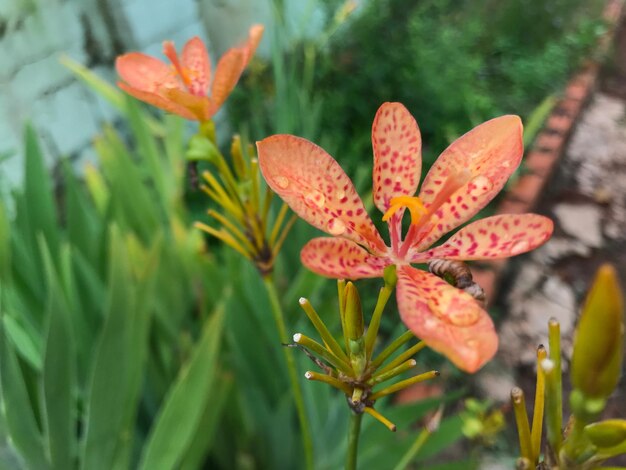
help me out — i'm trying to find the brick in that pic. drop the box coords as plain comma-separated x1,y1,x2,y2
523,149,560,177
545,113,574,135
533,132,564,153
495,197,531,215
565,81,591,102
555,97,583,118
506,174,545,208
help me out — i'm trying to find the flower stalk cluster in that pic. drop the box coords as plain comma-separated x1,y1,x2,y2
512,264,625,469
294,268,439,432
191,128,296,276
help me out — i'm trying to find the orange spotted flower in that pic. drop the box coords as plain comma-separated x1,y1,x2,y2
257,102,553,373
115,25,264,121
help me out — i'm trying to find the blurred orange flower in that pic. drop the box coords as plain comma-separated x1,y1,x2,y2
116,25,264,121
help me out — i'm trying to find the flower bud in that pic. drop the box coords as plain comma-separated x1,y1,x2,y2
584,419,626,448
570,264,624,400
343,282,364,341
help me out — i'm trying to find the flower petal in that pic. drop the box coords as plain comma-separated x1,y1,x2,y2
162,88,211,121
415,115,523,250
182,37,211,96
411,214,553,262
301,237,389,279
117,82,198,120
372,102,422,213
115,53,179,92
209,25,264,114
257,135,387,253
396,265,498,373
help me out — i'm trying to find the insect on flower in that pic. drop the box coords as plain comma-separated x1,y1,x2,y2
116,25,264,121
257,102,553,373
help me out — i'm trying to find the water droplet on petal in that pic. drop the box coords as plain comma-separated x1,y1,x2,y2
327,218,347,235
304,189,325,208
465,339,478,349
510,239,530,255
335,189,345,200
468,175,493,197
275,176,289,189
502,161,510,168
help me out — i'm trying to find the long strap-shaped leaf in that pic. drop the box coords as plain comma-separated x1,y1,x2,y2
138,298,226,469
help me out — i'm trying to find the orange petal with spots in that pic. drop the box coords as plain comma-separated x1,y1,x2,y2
301,237,389,279
396,265,497,373
116,53,179,92
257,135,387,254
372,102,422,213
182,37,211,96
411,214,553,262
117,82,198,120
414,115,523,251
209,25,264,113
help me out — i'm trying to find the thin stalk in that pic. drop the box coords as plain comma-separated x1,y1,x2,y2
345,412,363,470
269,202,290,246
393,428,431,470
305,371,352,395
207,210,255,253
299,298,350,363
370,330,414,369
364,286,393,359
263,276,314,470
272,214,298,259
548,318,563,453
194,223,250,260
512,387,533,462
531,345,547,463
364,407,396,431
370,370,439,400
368,359,416,385
375,341,426,376
293,333,353,375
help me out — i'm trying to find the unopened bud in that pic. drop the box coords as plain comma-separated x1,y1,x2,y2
343,282,364,341
571,264,624,400
584,419,626,448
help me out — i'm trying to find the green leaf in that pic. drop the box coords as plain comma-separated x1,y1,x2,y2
80,227,154,470
21,123,59,255
138,301,226,470
0,303,48,470
2,315,42,371
178,373,233,470
39,239,76,470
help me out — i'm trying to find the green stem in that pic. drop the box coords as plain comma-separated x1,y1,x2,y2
346,412,363,470
263,275,314,470
393,427,431,470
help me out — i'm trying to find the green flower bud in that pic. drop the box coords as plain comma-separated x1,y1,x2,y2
584,419,626,448
343,282,364,341
571,264,624,400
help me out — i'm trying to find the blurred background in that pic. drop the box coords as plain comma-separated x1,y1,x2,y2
0,0,621,469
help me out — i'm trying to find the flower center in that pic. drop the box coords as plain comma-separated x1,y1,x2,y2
382,196,427,225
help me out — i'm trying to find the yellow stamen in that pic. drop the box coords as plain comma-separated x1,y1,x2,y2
382,196,427,224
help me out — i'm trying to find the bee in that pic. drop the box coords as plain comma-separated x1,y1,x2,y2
428,259,486,305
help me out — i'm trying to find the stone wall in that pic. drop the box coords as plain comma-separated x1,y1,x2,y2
0,0,276,187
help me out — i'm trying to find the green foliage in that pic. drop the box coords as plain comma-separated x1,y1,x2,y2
231,0,606,175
